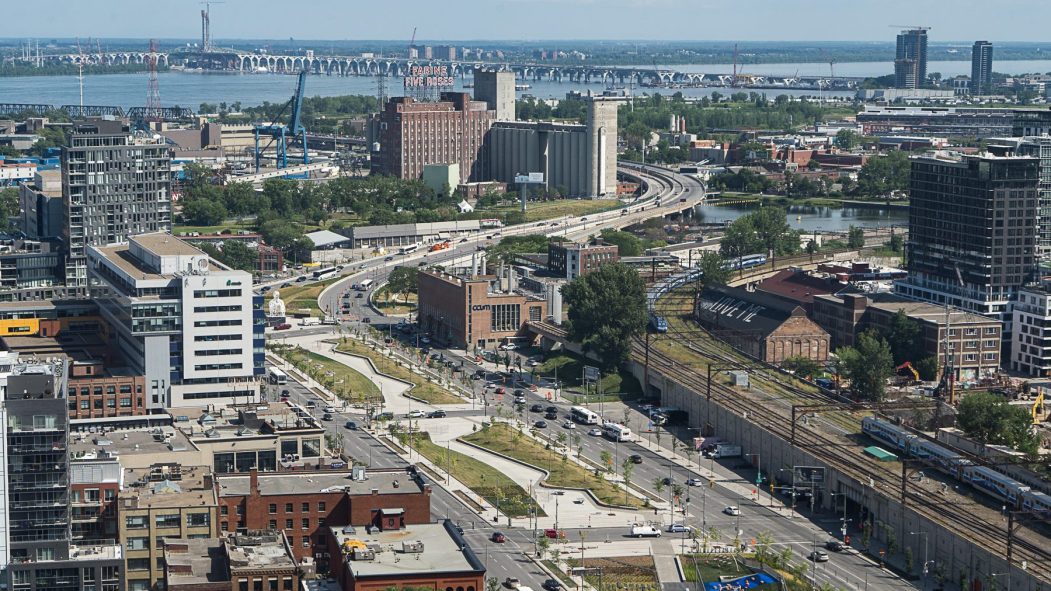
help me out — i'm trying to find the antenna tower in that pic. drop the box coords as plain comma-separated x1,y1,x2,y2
146,39,162,124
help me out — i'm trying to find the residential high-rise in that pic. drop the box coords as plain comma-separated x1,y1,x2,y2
894,28,929,89
87,232,264,411
971,41,994,95
473,68,516,122
61,120,172,291
897,152,1039,318
1,358,125,591
988,136,1051,259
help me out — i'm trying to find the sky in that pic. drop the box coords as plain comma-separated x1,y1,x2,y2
5,0,1051,42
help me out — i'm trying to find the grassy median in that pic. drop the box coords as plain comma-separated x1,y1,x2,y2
406,431,543,518
334,338,462,404
273,346,380,403
462,423,640,508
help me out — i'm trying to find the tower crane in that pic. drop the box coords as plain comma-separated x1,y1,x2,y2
253,70,309,172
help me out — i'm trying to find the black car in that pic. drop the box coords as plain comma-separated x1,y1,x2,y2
374,411,394,421
344,421,358,430
355,293,364,299
534,420,548,429
530,404,544,413
661,477,672,486
825,540,846,552
542,580,563,591
427,410,447,418
296,276,308,282
629,454,643,464
544,411,558,420
545,406,558,414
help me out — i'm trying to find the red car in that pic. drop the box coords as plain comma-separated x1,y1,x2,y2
491,532,506,543
275,323,291,330
495,387,506,395
544,529,565,539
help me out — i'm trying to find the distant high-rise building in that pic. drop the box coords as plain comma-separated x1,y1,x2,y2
897,152,1039,318
971,41,994,95
894,28,929,89
473,68,516,121
61,120,172,291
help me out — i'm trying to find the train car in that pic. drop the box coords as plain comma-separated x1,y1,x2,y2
908,438,968,476
963,466,1031,505
861,417,915,452
649,311,668,333
1022,490,1051,516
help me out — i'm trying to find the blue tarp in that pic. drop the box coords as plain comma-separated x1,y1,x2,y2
703,573,778,591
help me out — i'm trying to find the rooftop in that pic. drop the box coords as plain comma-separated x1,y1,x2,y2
133,232,205,257
165,532,297,586
813,293,1000,326
695,284,808,336
69,426,197,459
69,543,122,562
226,531,297,571
163,537,228,586
755,269,845,306
218,468,426,498
121,464,216,510
334,522,483,579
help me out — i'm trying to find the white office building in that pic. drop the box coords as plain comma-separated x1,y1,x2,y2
88,232,264,410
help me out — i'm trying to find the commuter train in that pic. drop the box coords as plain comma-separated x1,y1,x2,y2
861,417,1051,515
723,254,768,271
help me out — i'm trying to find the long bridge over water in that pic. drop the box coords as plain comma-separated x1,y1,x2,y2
29,50,858,90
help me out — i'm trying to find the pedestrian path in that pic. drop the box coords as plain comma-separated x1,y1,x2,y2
651,536,682,585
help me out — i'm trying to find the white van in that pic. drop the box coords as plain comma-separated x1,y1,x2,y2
630,525,662,538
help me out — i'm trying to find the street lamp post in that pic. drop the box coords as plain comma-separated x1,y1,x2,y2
909,531,929,591
991,572,1010,591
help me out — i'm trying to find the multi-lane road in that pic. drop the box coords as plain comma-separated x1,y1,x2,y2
263,166,916,591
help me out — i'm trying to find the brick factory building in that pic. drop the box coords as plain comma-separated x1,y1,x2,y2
695,285,830,364
216,468,432,572
369,93,495,182
417,269,547,350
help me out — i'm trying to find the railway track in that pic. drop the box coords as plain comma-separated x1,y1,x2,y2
635,286,1051,583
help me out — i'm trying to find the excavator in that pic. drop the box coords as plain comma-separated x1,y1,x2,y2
896,361,920,385
1034,390,1046,425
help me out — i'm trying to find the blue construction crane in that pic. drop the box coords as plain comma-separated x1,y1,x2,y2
253,70,310,172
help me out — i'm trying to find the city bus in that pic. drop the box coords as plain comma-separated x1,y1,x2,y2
602,422,632,442
312,266,339,281
570,406,600,425
399,244,420,255
269,368,288,385
355,278,374,292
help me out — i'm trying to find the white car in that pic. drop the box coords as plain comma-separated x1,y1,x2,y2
499,343,517,351
723,506,741,516
528,359,540,367
323,406,337,414
588,428,603,436
562,421,576,429
686,478,705,487
407,410,426,419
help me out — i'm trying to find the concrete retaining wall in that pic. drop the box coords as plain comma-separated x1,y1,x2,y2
630,360,1045,591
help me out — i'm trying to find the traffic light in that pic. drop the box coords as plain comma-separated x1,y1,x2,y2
844,535,851,546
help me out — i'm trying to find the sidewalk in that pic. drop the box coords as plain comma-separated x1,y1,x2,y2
631,430,802,519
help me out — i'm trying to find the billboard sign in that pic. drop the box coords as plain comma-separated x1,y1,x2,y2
584,365,601,382
403,65,456,88
515,173,546,184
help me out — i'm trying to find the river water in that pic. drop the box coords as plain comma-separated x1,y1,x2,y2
4,58,1051,110
695,202,908,232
